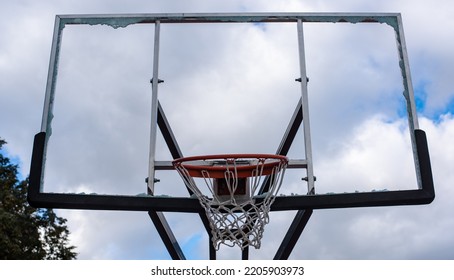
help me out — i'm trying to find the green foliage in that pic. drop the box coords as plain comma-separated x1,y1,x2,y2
0,138,77,259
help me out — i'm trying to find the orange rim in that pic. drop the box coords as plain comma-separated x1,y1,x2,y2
172,154,288,179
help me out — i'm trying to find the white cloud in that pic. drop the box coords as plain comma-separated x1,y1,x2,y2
1,1,453,260
315,115,417,193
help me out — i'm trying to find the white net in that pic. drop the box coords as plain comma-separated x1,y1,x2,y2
173,154,288,250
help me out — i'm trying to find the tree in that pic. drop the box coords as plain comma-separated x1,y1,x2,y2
0,138,77,259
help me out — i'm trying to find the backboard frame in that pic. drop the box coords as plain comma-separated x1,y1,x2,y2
28,13,434,259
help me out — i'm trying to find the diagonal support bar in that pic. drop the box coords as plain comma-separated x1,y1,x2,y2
258,99,303,195
276,98,303,156
148,211,186,260
156,101,217,258
274,209,313,260
157,101,184,162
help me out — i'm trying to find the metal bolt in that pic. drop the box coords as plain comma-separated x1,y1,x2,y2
295,77,309,83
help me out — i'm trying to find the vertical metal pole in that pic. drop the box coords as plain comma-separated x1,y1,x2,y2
241,244,249,260
395,15,422,189
39,16,63,192
148,21,161,195
396,15,419,132
297,19,315,194
41,15,62,134
209,240,216,260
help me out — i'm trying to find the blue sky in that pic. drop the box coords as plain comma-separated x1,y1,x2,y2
1,1,454,260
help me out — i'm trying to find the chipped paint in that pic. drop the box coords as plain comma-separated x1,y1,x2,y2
55,13,401,28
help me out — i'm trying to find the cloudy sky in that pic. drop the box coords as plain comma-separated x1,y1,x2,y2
1,1,453,260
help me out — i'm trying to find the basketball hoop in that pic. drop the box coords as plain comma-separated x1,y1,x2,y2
172,154,288,250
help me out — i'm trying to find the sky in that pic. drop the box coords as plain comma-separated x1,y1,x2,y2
1,0,454,260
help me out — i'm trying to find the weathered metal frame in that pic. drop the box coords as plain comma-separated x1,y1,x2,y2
29,13,434,260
